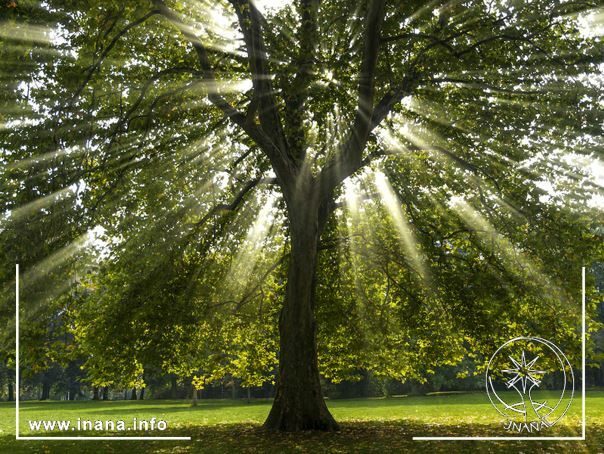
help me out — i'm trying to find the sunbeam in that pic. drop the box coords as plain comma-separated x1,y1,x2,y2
402,96,471,134
447,196,563,299
340,177,366,299
0,21,54,44
7,145,86,171
21,232,90,288
373,170,429,283
5,186,76,223
224,192,278,299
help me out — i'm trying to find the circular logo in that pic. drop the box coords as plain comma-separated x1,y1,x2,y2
485,337,574,433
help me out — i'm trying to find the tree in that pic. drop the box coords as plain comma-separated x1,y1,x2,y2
0,1,93,403
1,0,602,431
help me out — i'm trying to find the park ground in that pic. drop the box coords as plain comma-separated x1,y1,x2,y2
0,391,602,453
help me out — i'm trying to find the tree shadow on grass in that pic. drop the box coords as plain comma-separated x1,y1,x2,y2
16,399,272,419
73,394,493,416
329,391,572,409
328,396,489,408
3,421,600,454
60,401,271,417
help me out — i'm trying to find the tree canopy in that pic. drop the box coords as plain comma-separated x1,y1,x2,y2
1,0,603,431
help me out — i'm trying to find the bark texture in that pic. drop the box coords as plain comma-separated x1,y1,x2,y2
264,184,338,431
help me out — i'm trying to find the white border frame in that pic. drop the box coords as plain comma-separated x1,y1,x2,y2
413,266,587,441
15,263,191,441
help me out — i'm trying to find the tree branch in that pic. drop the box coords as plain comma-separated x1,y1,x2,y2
370,73,419,129
153,0,297,200
397,143,503,193
456,31,550,58
73,9,161,101
381,32,457,54
283,0,321,163
228,0,290,156
114,66,202,136
430,77,544,96
194,177,276,228
318,0,386,207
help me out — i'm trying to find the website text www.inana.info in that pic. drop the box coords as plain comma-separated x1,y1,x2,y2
27,417,168,432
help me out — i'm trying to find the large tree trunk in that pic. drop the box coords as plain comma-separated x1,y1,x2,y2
130,387,137,400
264,188,338,431
7,382,14,401
92,387,100,400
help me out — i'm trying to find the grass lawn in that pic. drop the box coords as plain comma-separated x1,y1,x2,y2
0,391,602,453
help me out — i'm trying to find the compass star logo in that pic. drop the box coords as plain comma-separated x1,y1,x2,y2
503,351,546,393
486,337,574,433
